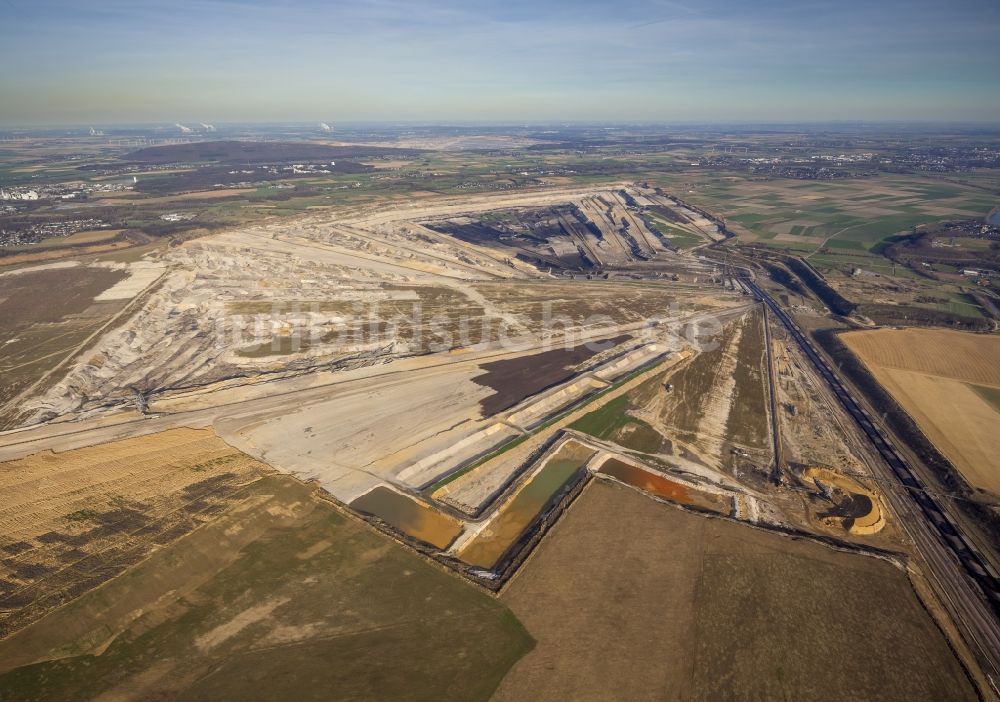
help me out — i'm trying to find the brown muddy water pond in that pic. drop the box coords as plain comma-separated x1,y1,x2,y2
598,458,731,514
350,486,463,549
459,441,595,569
598,458,691,503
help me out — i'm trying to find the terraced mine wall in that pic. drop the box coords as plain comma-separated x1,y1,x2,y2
813,328,1000,547
462,431,570,520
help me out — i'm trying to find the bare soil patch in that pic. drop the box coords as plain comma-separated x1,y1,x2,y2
843,328,1000,387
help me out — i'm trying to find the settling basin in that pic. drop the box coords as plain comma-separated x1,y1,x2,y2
459,441,596,569
598,458,691,503
596,457,732,514
351,486,463,549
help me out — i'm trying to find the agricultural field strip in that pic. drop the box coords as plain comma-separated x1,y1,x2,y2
675,174,995,252
0,428,271,638
0,468,534,700
492,479,975,702
842,328,1000,387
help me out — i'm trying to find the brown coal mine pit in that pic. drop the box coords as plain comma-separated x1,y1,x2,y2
426,206,600,271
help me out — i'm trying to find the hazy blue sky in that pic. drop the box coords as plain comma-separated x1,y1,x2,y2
1,0,998,124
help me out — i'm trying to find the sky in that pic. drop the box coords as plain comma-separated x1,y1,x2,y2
1,0,999,125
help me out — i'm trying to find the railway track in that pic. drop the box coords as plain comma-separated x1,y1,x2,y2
740,274,1000,695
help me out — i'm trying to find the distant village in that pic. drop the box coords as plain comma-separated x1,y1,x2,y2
0,180,134,202
697,146,1000,180
0,217,113,247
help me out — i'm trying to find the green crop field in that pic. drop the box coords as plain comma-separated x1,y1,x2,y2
655,173,995,254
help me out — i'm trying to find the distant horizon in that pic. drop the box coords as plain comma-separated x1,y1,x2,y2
3,118,1000,131
2,0,998,125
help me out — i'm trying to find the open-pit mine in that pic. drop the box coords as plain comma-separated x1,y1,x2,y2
0,183,984,700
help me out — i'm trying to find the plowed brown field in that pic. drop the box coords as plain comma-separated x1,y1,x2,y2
0,428,270,637
843,328,1000,494
492,480,974,701
843,328,1000,386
